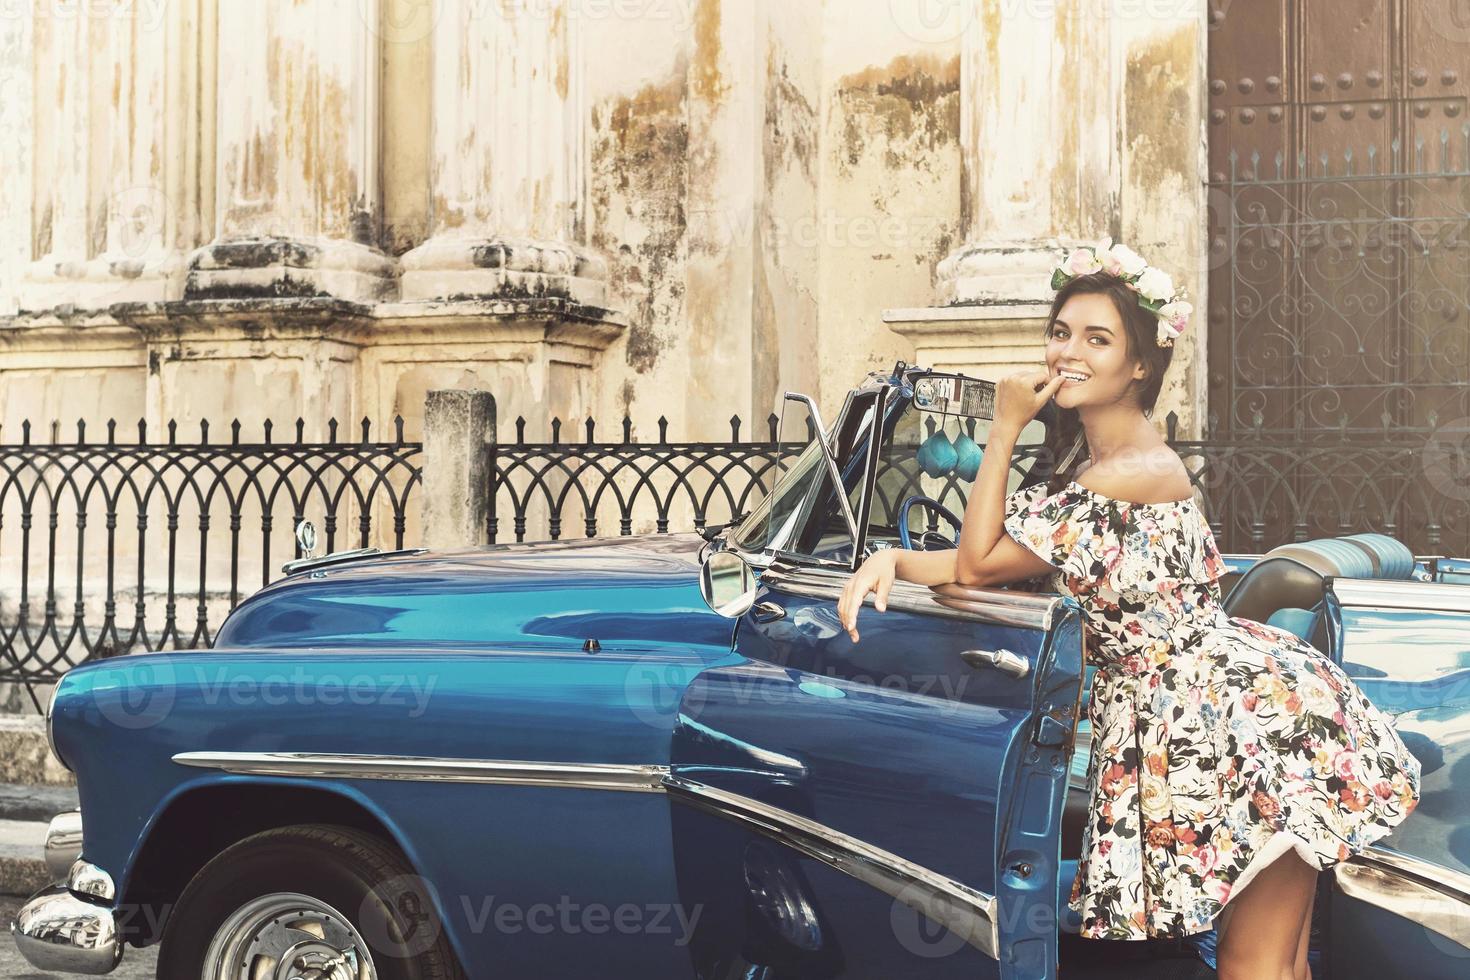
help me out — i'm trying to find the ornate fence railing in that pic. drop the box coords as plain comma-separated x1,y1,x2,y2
0,418,423,707
487,414,794,543
4,407,1468,703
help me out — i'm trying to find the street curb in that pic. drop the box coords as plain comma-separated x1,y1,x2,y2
0,820,49,897
0,716,74,787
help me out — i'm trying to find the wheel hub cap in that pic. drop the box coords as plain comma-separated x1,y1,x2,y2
203,893,376,980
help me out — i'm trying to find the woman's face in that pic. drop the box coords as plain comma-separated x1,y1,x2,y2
1044,292,1147,411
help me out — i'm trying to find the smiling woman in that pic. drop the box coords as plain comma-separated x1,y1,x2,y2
842,241,1423,980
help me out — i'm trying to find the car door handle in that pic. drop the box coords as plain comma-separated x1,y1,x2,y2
960,648,1030,679
751,601,786,624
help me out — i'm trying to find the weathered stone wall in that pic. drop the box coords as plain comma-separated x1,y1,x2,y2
0,0,1210,460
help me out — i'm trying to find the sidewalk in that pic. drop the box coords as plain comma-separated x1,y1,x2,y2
0,782,79,897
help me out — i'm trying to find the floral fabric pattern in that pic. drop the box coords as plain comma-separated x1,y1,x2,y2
1004,481,1422,940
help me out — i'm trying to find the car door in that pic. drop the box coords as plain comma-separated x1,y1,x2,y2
666,565,1084,980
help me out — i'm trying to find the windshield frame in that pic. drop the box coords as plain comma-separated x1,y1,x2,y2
727,383,888,571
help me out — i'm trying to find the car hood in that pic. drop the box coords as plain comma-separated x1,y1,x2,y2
213,533,738,655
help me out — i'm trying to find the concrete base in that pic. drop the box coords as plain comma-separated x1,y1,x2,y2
934,241,1066,307
0,717,72,787
399,235,611,308
17,251,189,313
185,237,398,304
883,304,1052,380
0,819,49,897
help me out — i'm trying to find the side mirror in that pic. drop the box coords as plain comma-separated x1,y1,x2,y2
700,550,757,618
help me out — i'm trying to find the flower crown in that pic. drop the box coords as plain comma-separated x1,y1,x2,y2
1049,239,1191,348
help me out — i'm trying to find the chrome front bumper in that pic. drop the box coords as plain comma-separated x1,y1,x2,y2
9,811,124,975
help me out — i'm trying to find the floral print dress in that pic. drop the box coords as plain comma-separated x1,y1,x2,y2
1004,480,1422,940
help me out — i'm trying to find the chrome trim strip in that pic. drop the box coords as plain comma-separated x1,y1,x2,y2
762,564,1063,631
173,752,670,793
1334,846,1470,951
10,884,124,975
1331,577,1470,613
281,547,428,576
46,681,71,773
663,775,1001,959
782,391,861,549
676,717,809,778
43,811,83,881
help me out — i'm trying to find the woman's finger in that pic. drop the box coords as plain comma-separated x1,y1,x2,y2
875,570,894,613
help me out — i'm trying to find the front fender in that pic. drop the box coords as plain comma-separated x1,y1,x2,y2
52,643,738,976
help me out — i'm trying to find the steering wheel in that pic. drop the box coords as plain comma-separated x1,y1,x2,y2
897,495,964,550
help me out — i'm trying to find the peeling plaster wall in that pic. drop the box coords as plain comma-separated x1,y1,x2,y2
0,0,1207,452
0,13,33,317
585,0,965,434
755,3,821,422
816,3,962,407
380,0,433,257
1117,9,1208,438
586,9,693,435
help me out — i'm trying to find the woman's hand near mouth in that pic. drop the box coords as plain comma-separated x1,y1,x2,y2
995,370,1065,438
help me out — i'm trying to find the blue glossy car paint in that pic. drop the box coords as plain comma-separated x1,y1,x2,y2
52,534,745,978
214,535,736,653
1326,596,1470,979
664,578,1083,978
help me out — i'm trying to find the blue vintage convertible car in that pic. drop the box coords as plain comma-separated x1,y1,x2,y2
12,364,1469,979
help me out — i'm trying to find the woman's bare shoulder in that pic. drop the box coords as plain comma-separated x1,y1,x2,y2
1075,446,1193,504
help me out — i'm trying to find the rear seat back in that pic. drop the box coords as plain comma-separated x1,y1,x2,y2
1223,533,1414,649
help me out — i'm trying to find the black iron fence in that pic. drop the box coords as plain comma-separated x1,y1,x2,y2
0,418,422,707
488,413,791,543
3,408,1467,702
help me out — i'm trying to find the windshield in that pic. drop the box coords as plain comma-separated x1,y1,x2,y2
729,372,1049,566
728,390,878,564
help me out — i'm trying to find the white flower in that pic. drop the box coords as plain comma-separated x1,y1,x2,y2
1141,775,1172,820
1156,318,1182,347
1158,300,1193,329
1065,248,1102,276
1136,267,1175,302
1108,243,1148,277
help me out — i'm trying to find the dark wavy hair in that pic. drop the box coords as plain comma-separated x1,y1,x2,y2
1038,272,1175,493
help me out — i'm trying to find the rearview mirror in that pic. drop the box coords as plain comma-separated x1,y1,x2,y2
700,551,757,618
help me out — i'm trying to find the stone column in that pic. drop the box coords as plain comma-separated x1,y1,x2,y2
186,0,394,302
421,389,495,549
934,0,1116,306
18,0,208,312
887,0,1121,377
0,10,32,318
399,0,608,306
18,5,93,311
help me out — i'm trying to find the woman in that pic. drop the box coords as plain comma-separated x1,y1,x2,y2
836,242,1421,980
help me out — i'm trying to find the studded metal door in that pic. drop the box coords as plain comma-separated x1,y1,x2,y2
1206,0,1470,553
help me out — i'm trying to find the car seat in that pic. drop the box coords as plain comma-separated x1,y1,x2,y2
1221,532,1414,648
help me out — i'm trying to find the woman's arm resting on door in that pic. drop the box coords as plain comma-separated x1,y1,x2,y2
952,533,1057,587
